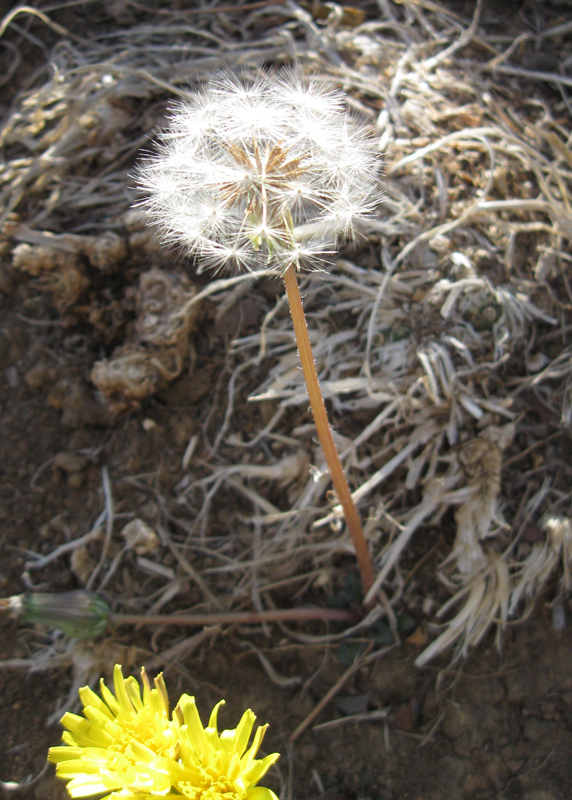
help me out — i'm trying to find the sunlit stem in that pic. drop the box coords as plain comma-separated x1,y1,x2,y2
283,264,376,604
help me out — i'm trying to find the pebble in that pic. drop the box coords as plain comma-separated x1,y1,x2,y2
369,658,418,703
65,388,105,427
474,248,493,267
5,366,19,387
442,704,482,757
24,361,57,391
506,670,529,704
67,471,85,489
297,743,318,763
53,451,89,473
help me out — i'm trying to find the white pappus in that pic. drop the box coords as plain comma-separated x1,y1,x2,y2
136,68,381,275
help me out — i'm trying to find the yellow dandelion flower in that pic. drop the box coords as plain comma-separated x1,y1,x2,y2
168,695,279,800
48,664,179,798
48,665,280,800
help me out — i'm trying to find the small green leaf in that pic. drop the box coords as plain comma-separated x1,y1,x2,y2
327,572,362,609
337,640,367,665
397,613,416,636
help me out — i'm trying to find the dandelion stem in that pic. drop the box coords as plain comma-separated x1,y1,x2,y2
283,264,376,603
109,606,357,627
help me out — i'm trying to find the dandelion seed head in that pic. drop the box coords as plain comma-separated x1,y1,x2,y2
136,68,381,275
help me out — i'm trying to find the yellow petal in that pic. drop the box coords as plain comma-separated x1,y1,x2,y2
207,699,225,733
132,763,172,795
175,739,207,783
113,664,135,714
55,763,101,781
125,675,144,712
48,746,84,763
154,673,170,716
54,749,114,776
141,668,153,708
63,727,112,749
179,695,210,759
83,705,119,731
127,739,160,762
246,787,280,800
66,774,121,798
241,723,267,766
232,709,256,757
242,752,280,786
99,679,120,716
79,686,115,719
60,713,111,749
60,711,87,732
219,728,236,754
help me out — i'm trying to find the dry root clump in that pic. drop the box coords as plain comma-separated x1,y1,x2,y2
10,227,128,309
13,242,88,311
91,267,199,411
8,217,200,410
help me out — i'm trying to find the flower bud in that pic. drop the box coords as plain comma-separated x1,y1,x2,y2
2,591,110,639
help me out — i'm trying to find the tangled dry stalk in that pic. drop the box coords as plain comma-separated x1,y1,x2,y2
2,0,572,695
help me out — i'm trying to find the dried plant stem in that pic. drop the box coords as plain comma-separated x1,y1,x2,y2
283,264,376,602
109,607,356,628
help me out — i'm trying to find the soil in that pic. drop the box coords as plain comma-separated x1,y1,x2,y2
2,1,572,799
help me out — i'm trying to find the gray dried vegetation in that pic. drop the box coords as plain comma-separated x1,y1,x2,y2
1,0,572,697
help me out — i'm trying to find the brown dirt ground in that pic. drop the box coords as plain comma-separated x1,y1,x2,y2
2,1,572,799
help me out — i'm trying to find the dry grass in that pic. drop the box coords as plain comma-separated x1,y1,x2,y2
2,0,572,689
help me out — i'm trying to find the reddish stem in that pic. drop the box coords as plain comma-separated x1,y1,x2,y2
283,264,376,602
110,607,357,628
